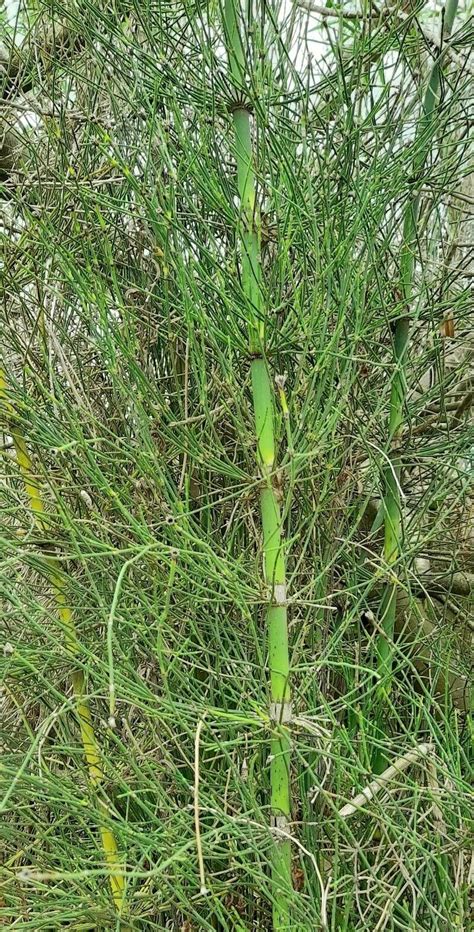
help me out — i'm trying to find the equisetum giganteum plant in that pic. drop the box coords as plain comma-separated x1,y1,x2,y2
1,0,473,928
222,1,292,924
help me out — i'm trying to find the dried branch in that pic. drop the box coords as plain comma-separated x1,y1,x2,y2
295,1,474,76
1,23,84,179
419,570,474,599
338,742,434,819
296,0,370,19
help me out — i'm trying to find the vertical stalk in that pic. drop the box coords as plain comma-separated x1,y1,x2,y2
222,1,292,926
0,370,124,910
375,0,459,766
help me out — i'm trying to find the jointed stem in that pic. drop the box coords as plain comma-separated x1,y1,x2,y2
222,1,293,925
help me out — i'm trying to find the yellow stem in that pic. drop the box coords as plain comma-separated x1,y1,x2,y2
0,369,124,910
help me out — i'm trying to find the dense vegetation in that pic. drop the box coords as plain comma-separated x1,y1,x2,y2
1,0,473,928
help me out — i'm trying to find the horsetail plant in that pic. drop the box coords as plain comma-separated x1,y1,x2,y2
222,0,293,924
0,369,125,911
1,0,473,927
375,0,460,770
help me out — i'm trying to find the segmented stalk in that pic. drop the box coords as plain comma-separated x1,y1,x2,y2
376,0,459,765
222,2,292,926
0,369,124,909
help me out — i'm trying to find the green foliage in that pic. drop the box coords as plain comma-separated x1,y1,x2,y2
0,0,472,928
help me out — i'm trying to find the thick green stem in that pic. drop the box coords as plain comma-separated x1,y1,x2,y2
234,108,263,351
375,0,459,767
223,1,292,924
